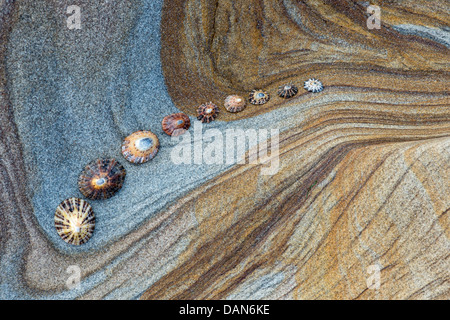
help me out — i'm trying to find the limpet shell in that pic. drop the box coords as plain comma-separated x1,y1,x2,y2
303,78,323,93
54,197,95,246
162,113,190,136
197,102,219,123
122,130,160,164
277,84,298,99
249,90,270,105
78,158,126,200
224,95,246,113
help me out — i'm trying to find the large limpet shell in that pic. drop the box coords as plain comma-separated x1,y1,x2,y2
121,130,160,164
277,84,298,99
224,95,246,113
54,197,95,245
78,158,126,200
162,113,190,136
197,102,219,123
249,90,270,105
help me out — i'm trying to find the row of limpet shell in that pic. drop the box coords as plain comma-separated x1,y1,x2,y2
249,79,323,106
55,113,193,245
275,78,323,99
199,78,323,122
56,158,127,246
55,78,324,245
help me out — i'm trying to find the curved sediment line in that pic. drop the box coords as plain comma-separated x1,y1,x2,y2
0,0,36,298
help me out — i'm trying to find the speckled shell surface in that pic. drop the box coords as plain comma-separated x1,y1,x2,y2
54,198,95,246
303,78,324,93
224,95,246,113
277,84,298,99
197,102,219,123
162,113,190,136
249,90,270,105
78,158,126,200
121,130,160,164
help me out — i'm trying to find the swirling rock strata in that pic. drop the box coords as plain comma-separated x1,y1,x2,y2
145,0,450,299
161,0,449,120
0,0,448,300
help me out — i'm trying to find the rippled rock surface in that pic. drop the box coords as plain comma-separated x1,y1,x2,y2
0,0,449,299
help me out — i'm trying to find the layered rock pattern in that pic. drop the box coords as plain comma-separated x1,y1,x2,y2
0,0,448,299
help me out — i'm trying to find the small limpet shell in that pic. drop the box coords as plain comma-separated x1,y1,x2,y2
122,130,160,164
78,158,126,200
162,113,190,136
197,102,219,123
224,95,246,113
277,84,298,99
249,90,270,105
54,197,95,246
304,78,323,93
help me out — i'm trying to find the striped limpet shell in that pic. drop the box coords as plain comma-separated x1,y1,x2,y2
162,113,190,136
122,130,160,164
277,84,298,99
249,90,270,105
224,95,246,113
197,102,219,123
78,158,126,200
54,197,95,245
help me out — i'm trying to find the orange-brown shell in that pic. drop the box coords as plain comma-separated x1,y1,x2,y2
162,113,190,136
197,102,219,123
121,130,160,164
54,197,95,245
224,95,246,113
78,158,126,200
249,89,270,105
